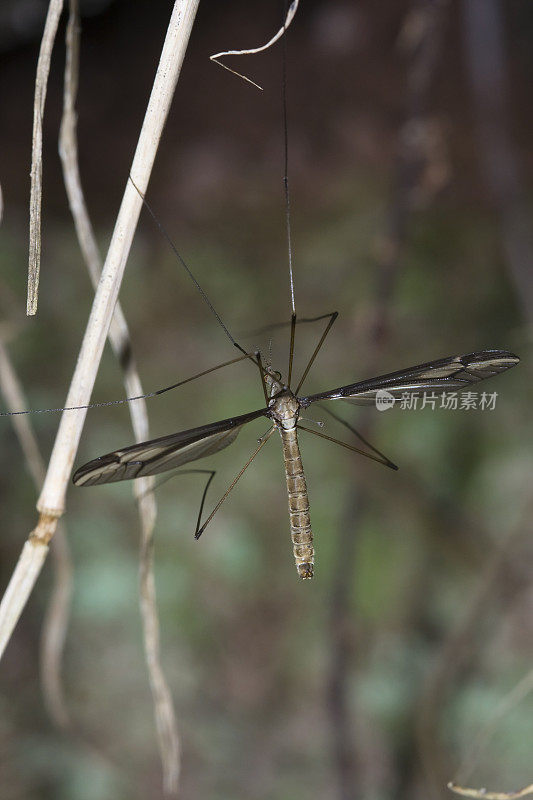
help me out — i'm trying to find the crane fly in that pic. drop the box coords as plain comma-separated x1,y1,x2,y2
72,334,519,580
72,10,519,580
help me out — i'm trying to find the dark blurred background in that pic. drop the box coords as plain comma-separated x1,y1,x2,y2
0,1,531,798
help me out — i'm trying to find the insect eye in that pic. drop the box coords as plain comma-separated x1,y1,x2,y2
273,370,282,382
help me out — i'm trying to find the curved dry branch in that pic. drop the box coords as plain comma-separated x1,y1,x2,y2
27,0,64,316
448,782,533,799
0,338,73,728
59,0,179,792
0,0,200,676
210,0,299,89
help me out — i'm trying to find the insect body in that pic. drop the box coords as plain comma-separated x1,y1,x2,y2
267,373,313,579
73,346,519,579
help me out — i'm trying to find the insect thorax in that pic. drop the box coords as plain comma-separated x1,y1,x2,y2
268,390,301,430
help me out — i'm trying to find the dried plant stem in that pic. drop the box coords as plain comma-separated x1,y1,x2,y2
40,523,72,728
60,0,153,452
0,0,200,668
210,0,300,89
140,532,180,794
0,335,73,730
59,1,179,791
0,339,47,486
27,0,64,316
448,782,533,799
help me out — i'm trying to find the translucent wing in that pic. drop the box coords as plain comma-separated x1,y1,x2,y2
300,350,519,407
73,407,268,486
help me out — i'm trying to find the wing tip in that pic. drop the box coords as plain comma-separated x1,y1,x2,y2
463,349,520,369
72,454,119,486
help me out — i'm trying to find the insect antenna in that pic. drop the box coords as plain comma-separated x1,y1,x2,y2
287,313,296,388
129,178,279,407
279,0,298,390
129,176,251,362
281,3,295,320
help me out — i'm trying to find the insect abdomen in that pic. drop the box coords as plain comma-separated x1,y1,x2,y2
281,427,314,579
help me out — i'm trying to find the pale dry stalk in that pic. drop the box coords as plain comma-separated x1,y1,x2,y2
0,338,72,727
27,0,64,316
59,1,180,790
448,781,533,799
0,0,200,673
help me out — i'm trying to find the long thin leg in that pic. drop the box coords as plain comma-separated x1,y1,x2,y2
193,470,217,535
294,311,338,395
136,467,216,505
240,310,339,395
245,310,339,337
318,404,397,468
157,348,273,404
195,426,276,539
135,352,256,400
0,353,264,418
297,424,398,470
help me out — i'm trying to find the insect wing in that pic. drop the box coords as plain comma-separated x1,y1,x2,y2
301,350,519,406
73,407,269,486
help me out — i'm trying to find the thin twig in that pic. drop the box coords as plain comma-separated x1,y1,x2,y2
210,0,299,89
27,0,64,316
40,523,72,728
0,338,73,727
59,1,179,791
448,782,533,799
139,524,181,795
0,341,46,486
0,0,200,686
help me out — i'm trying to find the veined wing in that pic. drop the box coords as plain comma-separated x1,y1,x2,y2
73,407,269,486
300,350,519,407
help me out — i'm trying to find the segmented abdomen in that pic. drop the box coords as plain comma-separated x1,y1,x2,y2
281,426,314,579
